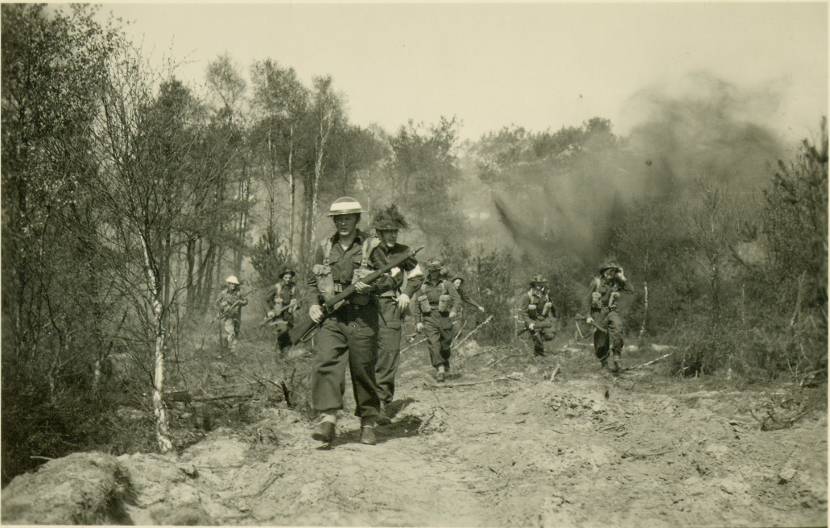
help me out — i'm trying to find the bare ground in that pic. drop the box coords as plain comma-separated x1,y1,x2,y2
4,333,827,526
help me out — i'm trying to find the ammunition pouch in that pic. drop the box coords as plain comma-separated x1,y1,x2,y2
418,294,432,314
437,293,451,313
527,303,538,318
313,264,335,300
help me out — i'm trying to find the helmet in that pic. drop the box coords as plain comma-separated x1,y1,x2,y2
452,276,464,285
599,261,622,273
226,275,240,285
280,268,296,278
372,204,408,230
327,196,365,216
426,259,443,272
530,274,547,286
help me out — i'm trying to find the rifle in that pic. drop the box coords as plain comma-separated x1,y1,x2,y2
288,246,424,345
575,313,607,334
517,319,555,336
215,289,251,321
260,301,296,327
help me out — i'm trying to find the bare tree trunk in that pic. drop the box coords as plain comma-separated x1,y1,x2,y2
139,234,173,453
639,281,648,339
309,115,332,248
288,126,296,259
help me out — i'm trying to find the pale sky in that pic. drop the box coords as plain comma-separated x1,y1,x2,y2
100,2,827,141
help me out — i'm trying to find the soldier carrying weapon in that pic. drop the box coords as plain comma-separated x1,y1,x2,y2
216,275,248,353
264,267,299,355
519,274,558,356
586,260,633,373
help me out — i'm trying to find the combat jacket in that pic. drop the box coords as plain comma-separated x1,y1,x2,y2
520,288,556,326
413,279,462,321
379,242,423,299
305,229,397,307
588,274,632,318
267,281,298,319
217,289,247,320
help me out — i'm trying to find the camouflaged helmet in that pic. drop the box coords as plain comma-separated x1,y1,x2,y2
599,261,622,273
372,204,408,230
280,268,296,278
530,274,548,286
426,259,443,272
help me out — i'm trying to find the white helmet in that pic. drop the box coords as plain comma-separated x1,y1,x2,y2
225,275,240,285
327,196,365,216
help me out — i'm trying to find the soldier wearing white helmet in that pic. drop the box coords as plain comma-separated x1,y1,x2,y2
306,196,398,447
586,260,633,373
216,275,248,353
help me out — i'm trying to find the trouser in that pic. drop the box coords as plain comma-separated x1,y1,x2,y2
593,311,624,364
530,323,557,355
272,320,291,353
376,297,403,405
423,312,454,369
221,318,240,351
310,302,380,419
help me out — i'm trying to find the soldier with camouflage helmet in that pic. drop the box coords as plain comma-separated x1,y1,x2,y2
216,275,248,353
306,196,399,447
414,258,462,382
371,204,424,420
519,274,558,356
586,260,633,372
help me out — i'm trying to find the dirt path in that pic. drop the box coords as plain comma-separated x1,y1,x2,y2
104,340,830,526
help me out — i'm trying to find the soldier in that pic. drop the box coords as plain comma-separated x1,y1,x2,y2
306,196,398,447
265,268,299,354
371,205,423,421
414,259,462,382
586,261,633,373
519,275,558,356
450,275,486,317
216,275,248,353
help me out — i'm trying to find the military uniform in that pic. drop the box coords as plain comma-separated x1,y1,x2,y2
588,262,632,371
266,275,298,353
414,262,462,381
519,276,558,356
217,280,247,352
306,229,396,422
375,243,422,406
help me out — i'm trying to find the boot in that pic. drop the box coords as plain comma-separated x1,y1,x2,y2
312,413,336,445
377,402,392,425
360,426,377,445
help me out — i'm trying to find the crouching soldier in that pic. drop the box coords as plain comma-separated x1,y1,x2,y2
520,274,558,356
586,261,633,373
414,259,462,382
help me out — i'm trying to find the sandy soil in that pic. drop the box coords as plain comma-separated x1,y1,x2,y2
115,335,827,527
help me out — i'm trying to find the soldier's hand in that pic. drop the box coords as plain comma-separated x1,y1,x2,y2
397,293,411,311
586,317,594,325
309,304,324,323
449,311,457,319
354,281,372,294
416,322,424,333
266,310,276,319
478,306,486,313
528,323,535,331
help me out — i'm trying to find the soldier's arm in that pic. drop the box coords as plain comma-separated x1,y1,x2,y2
447,282,463,313
305,246,325,307
587,277,602,315
367,245,398,295
403,262,424,297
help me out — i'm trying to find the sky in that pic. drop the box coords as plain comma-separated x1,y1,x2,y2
98,2,828,142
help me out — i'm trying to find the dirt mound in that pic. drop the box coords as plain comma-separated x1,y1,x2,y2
1,452,131,524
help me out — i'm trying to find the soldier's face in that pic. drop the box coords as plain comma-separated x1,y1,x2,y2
282,273,293,283
453,279,462,289
378,229,398,247
333,214,359,236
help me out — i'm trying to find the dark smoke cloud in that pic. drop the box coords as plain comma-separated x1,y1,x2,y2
469,73,790,266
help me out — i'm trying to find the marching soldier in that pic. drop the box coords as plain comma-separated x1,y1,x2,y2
586,260,633,373
306,196,397,447
216,275,248,353
450,275,486,317
265,268,299,354
371,205,423,421
519,274,558,356
414,259,462,382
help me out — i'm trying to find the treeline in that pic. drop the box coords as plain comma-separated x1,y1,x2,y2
1,4,826,484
